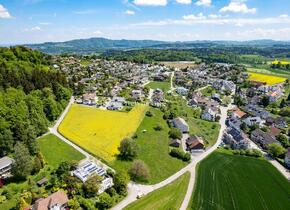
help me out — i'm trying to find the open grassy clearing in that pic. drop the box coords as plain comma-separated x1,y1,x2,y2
200,86,216,97
146,81,171,92
189,150,290,210
38,134,85,168
125,172,190,210
247,68,290,79
112,107,187,184
59,104,147,162
248,72,287,85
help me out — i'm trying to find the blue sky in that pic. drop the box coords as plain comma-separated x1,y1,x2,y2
0,0,290,44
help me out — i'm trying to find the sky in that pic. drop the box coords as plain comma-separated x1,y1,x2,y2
0,0,290,44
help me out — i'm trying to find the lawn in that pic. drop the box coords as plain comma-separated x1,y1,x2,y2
125,172,190,210
38,134,85,168
146,81,171,92
189,150,290,210
200,86,216,97
248,72,287,85
59,104,148,162
112,107,187,184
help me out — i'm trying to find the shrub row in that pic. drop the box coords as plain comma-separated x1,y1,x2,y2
170,148,191,162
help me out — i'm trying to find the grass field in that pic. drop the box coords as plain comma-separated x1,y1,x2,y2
248,72,287,85
125,172,190,210
189,150,290,210
59,104,148,162
200,86,216,97
38,134,85,167
146,81,171,92
112,107,187,184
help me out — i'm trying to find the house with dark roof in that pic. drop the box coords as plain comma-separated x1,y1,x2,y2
172,117,189,133
223,127,250,150
186,135,205,152
251,129,279,149
285,148,290,169
30,190,68,210
169,139,181,148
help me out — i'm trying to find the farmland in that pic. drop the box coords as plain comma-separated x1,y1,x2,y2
189,151,290,210
272,60,290,65
38,134,85,168
125,172,190,210
112,107,187,184
247,67,290,79
59,104,147,162
248,72,287,85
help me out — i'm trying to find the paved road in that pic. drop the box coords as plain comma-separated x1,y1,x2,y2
48,96,113,171
112,105,231,210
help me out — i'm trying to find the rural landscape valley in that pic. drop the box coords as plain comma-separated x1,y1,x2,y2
0,0,290,210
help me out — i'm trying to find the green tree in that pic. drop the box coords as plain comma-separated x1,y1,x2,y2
113,171,129,196
118,138,139,160
276,134,289,148
83,176,102,198
260,96,270,107
129,160,150,181
11,142,33,180
268,143,286,158
96,192,114,209
169,128,182,139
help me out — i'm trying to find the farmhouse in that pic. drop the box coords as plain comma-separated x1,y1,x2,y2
30,190,68,210
186,135,205,152
172,117,189,133
0,156,14,179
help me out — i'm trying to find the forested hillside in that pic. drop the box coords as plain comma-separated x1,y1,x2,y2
0,46,71,158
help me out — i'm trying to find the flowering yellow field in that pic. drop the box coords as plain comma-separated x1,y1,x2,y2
271,60,290,65
248,73,287,85
59,104,148,162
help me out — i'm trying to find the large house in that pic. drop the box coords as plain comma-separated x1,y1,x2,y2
107,97,125,110
30,190,68,210
186,135,205,152
82,92,97,106
223,127,250,149
172,117,189,133
0,156,14,179
73,161,113,194
251,129,279,149
202,107,219,122
244,116,264,127
176,87,189,96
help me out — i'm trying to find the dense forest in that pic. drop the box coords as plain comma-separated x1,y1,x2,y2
101,46,290,64
0,46,71,160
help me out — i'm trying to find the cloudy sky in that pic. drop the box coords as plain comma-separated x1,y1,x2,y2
1,0,290,44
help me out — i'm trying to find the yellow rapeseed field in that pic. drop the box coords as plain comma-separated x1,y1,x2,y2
59,104,148,162
248,73,287,85
271,60,290,65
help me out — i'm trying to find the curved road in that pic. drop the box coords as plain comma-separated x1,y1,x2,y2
112,105,231,210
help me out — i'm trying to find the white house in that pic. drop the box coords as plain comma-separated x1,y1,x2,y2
176,87,189,96
0,156,14,179
244,116,264,127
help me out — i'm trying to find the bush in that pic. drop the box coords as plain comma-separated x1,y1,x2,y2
154,124,163,131
169,128,182,139
146,111,153,117
169,148,191,162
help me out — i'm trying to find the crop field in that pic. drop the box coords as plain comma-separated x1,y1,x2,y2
248,72,287,85
272,60,290,65
125,172,190,210
59,104,147,162
190,151,290,210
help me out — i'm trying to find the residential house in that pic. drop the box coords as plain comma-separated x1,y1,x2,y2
202,107,219,121
169,139,181,148
176,87,189,96
243,104,270,119
172,117,189,133
211,93,222,103
244,116,264,127
251,129,279,149
274,117,288,129
150,89,164,107
186,135,205,152
267,90,283,103
107,97,125,110
285,148,290,169
131,90,143,100
82,93,97,106
0,156,13,179
30,190,68,210
72,161,113,194
231,108,247,119
227,115,242,131
223,127,250,149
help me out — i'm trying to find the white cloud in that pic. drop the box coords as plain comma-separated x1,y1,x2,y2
0,4,12,19
24,26,41,32
176,0,192,5
74,10,96,15
93,30,102,35
237,28,290,40
39,22,52,25
125,10,135,15
195,0,211,7
279,14,289,18
220,0,256,14
133,0,167,6
183,13,206,20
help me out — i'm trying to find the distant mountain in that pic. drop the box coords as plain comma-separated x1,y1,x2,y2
26,38,168,54
26,37,290,54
